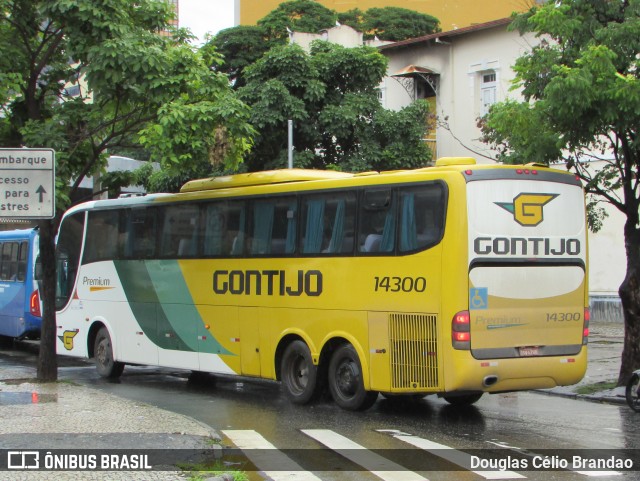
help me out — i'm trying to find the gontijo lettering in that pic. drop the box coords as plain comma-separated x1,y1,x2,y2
213,269,322,296
474,237,581,256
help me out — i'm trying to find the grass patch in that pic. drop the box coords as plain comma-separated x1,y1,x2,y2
179,460,248,481
574,381,618,395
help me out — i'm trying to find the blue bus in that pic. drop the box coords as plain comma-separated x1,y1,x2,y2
0,228,42,339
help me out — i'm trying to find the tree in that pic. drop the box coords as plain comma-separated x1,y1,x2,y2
206,25,275,89
0,0,254,381
341,6,440,41
207,2,441,89
480,0,640,384
238,42,432,172
257,0,337,40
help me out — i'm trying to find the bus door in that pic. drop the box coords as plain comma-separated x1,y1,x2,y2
466,171,587,360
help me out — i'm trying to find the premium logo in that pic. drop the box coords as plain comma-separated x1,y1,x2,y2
495,193,558,227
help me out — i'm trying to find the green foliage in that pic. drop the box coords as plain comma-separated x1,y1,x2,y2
0,0,254,212
337,8,366,32
257,0,337,40
239,43,431,172
353,6,440,41
483,0,640,216
479,100,563,165
207,2,440,89
207,25,277,88
480,0,640,383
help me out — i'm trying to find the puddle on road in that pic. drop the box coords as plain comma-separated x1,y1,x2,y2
0,392,58,405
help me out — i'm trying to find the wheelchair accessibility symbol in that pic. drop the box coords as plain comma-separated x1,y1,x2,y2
470,288,488,310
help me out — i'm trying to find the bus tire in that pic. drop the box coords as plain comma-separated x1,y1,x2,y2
443,393,483,406
281,340,319,404
328,343,378,411
94,327,124,379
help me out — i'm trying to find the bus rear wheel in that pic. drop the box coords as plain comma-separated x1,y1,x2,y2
94,327,124,379
443,393,483,406
281,340,319,404
328,343,378,411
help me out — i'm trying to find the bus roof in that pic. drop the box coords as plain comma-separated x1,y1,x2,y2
63,158,580,215
0,228,38,240
180,169,354,193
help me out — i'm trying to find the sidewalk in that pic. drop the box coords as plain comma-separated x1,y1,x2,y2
541,320,626,403
0,359,221,480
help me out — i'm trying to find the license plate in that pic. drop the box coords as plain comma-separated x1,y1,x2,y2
519,346,540,357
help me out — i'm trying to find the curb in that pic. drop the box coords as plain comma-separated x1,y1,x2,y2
536,388,627,406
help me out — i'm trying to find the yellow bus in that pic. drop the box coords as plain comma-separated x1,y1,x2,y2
55,158,589,410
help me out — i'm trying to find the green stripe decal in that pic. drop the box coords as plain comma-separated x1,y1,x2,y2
114,260,233,355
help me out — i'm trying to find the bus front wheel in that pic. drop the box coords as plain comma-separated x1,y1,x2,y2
328,343,378,411
281,340,319,404
94,327,124,379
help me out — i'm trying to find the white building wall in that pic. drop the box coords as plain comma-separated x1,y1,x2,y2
380,25,625,319
382,25,537,162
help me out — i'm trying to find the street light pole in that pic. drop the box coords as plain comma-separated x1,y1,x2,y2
288,119,293,169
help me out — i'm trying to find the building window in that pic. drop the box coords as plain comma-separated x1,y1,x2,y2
376,87,386,107
64,85,81,98
480,71,497,116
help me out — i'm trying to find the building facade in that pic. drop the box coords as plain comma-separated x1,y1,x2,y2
238,0,540,32
378,19,625,319
379,18,527,162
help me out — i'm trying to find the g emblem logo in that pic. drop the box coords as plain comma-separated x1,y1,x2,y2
59,330,78,351
496,193,558,227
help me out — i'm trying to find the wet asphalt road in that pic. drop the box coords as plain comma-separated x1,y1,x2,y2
2,342,639,481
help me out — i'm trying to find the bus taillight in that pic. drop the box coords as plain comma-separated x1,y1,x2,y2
452,310,471,350
583,307,590,345
30,290,41,318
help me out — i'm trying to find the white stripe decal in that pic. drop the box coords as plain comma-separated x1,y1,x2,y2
302,429,428,481
379,430,525,480
222,430,322,481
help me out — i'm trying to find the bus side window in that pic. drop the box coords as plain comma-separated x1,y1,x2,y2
125,208,158,259
160,204,200,258
399,183,446,252
249,196,297,255
17,241,28,282
359,189,396,253
204,202,225,256
250,200,275,255
0,242,21,281
0,242,12,280
300,192,355,255
83,210,120,264
223,201,247,256
203,201,253,257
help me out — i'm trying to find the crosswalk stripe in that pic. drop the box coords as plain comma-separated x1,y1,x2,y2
378,430,525,480
222,429,323,481
302,428,428,481
574,471,622,477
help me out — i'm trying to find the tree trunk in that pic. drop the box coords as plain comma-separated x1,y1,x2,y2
617,220,640,386
36,219,57,382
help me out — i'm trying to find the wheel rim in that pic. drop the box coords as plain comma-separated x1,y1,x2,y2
289,355,309,393
96,339,110,367
335,359,359,398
